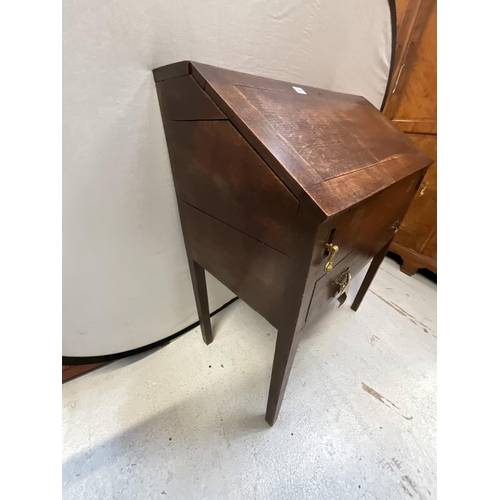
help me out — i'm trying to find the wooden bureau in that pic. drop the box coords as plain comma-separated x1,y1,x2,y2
154,61,432,425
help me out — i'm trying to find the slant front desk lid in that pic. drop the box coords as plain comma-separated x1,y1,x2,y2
153,61,431,221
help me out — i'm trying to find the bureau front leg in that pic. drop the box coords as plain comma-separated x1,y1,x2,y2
351,239,392,312
265,205,318,426
265,319,302,426
188,259,213,345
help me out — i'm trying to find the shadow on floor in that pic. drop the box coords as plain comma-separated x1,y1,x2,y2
63,368,272,492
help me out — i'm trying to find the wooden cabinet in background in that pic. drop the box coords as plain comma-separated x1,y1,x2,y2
384,0,437,275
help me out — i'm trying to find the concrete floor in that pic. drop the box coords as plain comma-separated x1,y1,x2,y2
62,257,436,499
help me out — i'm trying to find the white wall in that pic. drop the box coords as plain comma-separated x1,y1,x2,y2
63,0,392,357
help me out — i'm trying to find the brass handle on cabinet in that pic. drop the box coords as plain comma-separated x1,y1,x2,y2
324,243,339,273
334,268,352,295
419,181,429,196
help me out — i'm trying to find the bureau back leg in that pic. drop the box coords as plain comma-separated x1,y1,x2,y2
351,239,392,312
189,260,213,345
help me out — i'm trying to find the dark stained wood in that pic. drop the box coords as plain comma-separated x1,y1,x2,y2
153,60,190,82
156,75,226,121
265,204,318,425
62,363,106,382
189,260,213,344
167,120,299,255
202,77,325,220
309,171,424,275
305,171,422,322
307,245,379,323
190,61,360,102
154,61,432,425
306,150,429,217
305,172,423,323
182,202,288,329
351,239,394,312
237,85,416,180
189,61,429,221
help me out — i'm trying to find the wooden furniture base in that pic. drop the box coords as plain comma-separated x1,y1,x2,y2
389,240,437,276
62,363,106,382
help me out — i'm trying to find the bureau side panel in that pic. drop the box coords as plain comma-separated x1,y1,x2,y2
156,75,226,120
182,202,287,328
167,120,299,256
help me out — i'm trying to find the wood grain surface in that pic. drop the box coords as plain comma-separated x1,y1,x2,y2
167,120,299,255
384,0,437,275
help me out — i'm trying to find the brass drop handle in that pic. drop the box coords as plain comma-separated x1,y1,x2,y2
324,243,339,273
419,181,429,196
334,268,352,295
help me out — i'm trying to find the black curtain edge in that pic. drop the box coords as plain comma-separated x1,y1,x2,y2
381,0,397,111
63,2,397,367
62,297,239,366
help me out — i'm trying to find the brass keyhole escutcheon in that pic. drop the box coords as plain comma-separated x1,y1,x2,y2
324,243,339,273
390,220,401,233
333,267,352,307
334,267,352,295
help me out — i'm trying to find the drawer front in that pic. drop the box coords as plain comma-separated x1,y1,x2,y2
304,172,424,325
311,172,423,280
305,246,371,324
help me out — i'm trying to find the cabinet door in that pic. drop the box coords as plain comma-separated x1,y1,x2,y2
386,0,436,134
392,134,436,262
384,0,436,275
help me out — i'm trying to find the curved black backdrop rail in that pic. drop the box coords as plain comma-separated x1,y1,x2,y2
63,0,397,366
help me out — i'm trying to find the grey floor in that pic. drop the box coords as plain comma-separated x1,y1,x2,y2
62,257,436,500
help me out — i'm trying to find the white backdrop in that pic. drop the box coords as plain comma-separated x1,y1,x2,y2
63,0,392,357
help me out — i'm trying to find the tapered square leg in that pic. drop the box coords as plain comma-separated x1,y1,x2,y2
351,239,392,312
188,260,213,345
264,205,318,426
265,324,302,426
